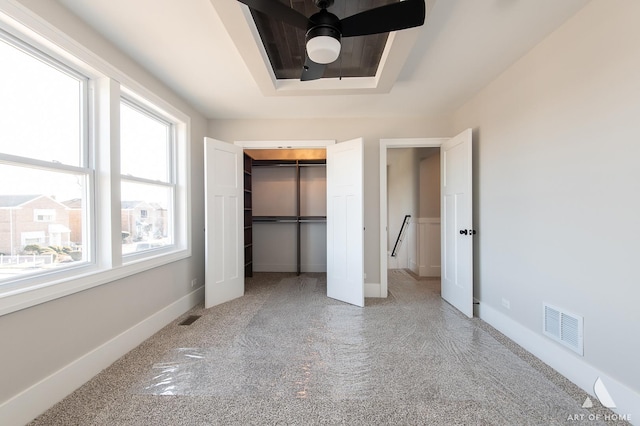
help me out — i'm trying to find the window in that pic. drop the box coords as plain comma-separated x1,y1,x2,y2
0,10,190,315
34,209,56,222
0,29,89,280
120,99,175,256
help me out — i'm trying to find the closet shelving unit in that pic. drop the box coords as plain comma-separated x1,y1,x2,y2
250,158,326,275
243,153,253,277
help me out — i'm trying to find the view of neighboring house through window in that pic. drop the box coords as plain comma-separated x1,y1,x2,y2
120,99,174,255
0,12,189,306
0,30,89,281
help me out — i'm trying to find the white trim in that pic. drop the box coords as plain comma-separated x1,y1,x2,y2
365,282,381,298
379,138,447,297
0,285,204,426
234,140,335,149
478,302,640,421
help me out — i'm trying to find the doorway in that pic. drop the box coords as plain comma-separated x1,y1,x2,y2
379,131,475,318
205,138,366,308
243,148,327,276
379,138,447,298
385,147,440,277
240,140,366,307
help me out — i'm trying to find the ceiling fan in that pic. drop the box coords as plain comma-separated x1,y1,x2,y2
237,0,426,81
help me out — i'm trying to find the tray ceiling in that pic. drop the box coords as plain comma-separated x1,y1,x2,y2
250,0,396,80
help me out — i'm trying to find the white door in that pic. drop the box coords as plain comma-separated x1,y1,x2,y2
204,138,244,308
441,129,473,317
326,138,364,307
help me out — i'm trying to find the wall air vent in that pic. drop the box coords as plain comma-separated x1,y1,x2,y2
543,303,583,356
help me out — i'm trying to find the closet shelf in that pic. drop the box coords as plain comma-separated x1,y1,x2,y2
253,215,326,223
252,159,326,168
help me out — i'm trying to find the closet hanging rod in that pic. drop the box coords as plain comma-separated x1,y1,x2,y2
251,161,326,168
251,164,326,168
251,164,297,168
252,216,298,223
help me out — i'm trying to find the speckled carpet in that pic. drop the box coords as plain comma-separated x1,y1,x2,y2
30,271,623,425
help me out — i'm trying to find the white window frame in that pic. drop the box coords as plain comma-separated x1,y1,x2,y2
0,25,93,280
119,95,178,262
0,3,191,316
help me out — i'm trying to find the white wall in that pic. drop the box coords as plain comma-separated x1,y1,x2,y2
209,117,453,285
417,148,441,277
452,0,640,416
1,2,208,423
418,149,440,218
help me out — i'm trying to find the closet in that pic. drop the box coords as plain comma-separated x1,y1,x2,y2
243,149,327,275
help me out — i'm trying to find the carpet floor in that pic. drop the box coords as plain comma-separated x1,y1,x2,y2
30,270,622,425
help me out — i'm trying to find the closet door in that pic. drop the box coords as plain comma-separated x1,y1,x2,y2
326,138,364,307
204,138,244,308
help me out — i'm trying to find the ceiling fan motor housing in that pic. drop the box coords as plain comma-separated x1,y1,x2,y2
306,9,342,64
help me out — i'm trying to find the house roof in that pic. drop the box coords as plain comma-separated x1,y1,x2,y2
0,195,75,209
0,194,41,208
62,198,83,209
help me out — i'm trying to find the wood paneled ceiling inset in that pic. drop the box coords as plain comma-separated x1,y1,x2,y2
245,149,326,160
250,0,397,80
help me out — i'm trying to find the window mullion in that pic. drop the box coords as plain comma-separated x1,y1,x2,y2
94,77,122,268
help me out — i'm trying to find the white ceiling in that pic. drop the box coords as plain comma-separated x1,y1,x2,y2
55,0,589,120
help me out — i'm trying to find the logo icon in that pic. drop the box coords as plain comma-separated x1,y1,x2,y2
584,377,616,409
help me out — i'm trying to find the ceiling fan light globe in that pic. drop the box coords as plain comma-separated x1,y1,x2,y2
306,36,341,64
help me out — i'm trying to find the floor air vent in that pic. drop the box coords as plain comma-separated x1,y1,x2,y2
543,303,583,355
179,315,201,326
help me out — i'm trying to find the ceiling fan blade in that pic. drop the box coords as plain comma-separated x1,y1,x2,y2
301,54,326,81
340,0,425,37
236,0,309,30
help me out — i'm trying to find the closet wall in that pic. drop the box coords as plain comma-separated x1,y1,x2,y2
248,154,327,273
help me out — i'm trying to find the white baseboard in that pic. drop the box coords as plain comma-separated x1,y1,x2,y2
0,286,204,426
300,264,326,273
409,260,418,275
365,282,381,298
418,265,441,277
479,302,639,422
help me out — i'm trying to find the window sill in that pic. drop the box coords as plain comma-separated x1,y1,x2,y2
0,248,191,317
